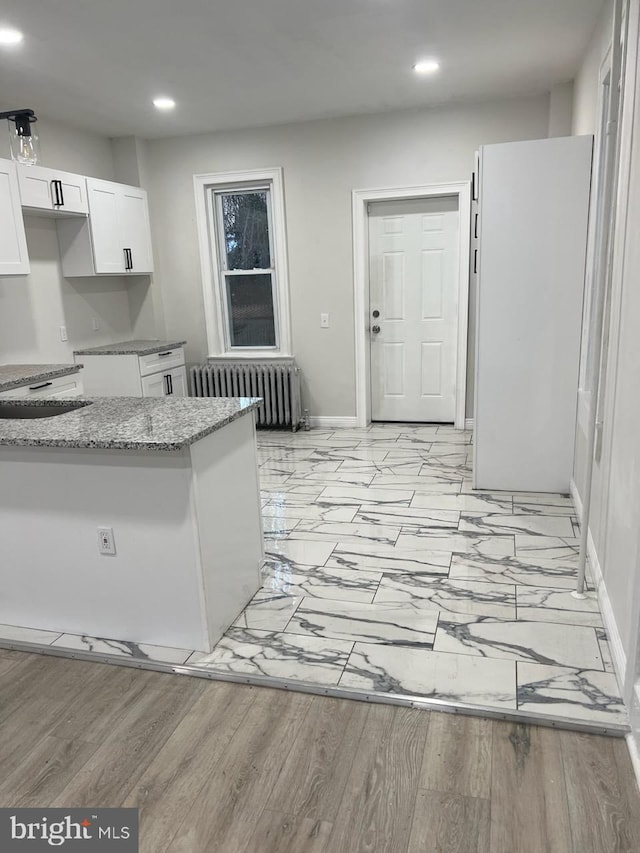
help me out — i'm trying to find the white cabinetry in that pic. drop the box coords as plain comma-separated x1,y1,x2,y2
0,373,83,399
78,347,187,398
0,158,30,276
57,179,154,276
18,164,88,215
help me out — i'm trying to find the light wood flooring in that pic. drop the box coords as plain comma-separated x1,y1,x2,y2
0,648,639,852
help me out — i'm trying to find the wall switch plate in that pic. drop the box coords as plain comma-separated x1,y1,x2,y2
91,317,100,331
320,313,330,328
59,325,68,342
97,527,116,555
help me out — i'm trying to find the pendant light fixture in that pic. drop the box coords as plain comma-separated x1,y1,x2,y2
0,108,39,165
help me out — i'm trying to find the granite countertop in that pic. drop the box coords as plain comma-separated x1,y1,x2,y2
0,364,82,393
0,397,261,451
73,339,187,356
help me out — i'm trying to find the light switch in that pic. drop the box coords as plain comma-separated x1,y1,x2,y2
92,317,100,331
320,313,330,328
59,325,68,342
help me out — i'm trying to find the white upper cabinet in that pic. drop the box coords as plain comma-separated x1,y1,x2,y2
57,178,154,276
0,158,30,276
18,164,88,216
118,186,154,274
85,180,124,273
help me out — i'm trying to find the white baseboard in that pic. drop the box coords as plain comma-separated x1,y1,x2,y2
464,418,474,430
569,478,583,518
308,416,359,429
570,478,627,687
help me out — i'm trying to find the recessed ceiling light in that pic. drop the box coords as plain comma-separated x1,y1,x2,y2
413,60,440,74
0,27,23,45
153,96,176,110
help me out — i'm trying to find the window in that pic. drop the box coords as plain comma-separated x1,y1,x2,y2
215,188,277,348
194,168,291,357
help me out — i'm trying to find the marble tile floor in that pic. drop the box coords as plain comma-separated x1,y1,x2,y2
0,424,627,731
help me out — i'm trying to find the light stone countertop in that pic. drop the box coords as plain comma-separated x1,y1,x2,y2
73,339,187,356
0,364,83,393
0,397,261,451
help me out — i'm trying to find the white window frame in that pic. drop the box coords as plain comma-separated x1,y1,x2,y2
194,167,292,358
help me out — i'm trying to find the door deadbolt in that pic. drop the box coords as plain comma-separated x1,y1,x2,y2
372,309,380,318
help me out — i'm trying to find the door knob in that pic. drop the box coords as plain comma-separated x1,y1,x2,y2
371,325,381,334
372,309,380,318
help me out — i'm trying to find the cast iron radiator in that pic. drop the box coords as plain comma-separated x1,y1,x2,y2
190,359,306,431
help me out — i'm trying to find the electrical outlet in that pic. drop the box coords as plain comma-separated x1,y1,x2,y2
320,313,330,328
97,527,116,556
91,317,100,332
59,325,68,342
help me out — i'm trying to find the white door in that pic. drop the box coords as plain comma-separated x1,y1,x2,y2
87,179,125,273
0,159,30,275
118,188,154,274
369,196,459,422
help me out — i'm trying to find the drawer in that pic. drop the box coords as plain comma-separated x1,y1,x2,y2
138,347,185,377
0,374,84,399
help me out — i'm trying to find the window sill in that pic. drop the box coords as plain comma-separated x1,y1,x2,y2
207,352,293,361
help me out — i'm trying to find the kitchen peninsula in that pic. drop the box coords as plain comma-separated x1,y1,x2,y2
0,396,263,653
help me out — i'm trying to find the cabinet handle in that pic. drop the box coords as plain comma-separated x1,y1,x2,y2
29,381,53,391
124,248,133,270
474,213,478,239
169,374,173,394
164,374,173,395
474,249,478,274
51,180,64,207
128,248,133,270
158,351,173,357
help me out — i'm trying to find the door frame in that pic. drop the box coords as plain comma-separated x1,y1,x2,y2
352,181,471,429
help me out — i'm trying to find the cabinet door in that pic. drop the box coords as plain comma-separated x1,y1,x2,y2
118,187,154,274
18,165,55,211
141,372,168,398
0,159,30,275
87,179,126,273
57,173,88,215
167,367,188,397
18,165,88,215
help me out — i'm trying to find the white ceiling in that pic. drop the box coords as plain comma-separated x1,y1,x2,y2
0,0,604,139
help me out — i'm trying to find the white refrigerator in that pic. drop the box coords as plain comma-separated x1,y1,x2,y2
473,135,593,492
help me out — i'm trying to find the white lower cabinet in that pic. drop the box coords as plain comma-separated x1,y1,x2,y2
77,347,187,398
166,366,188,397
0,373,84,399
140,367,187,397
140,371,166,398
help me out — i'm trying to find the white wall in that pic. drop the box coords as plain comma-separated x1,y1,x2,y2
548,81,575,136
570,0,640,770
0,118,135,365
145,94,552,418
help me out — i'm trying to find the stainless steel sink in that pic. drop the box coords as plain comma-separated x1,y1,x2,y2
0,402,90,419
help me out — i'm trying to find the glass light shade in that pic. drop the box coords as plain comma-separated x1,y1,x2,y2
8,121,39,165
